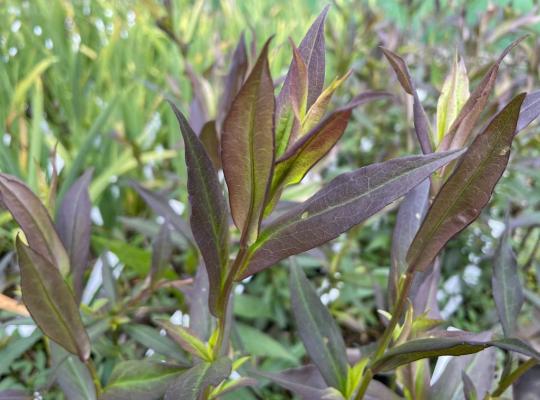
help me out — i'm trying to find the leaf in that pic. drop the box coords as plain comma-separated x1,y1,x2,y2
199,121,221,170
0,390,31,400
217,33,248,132
16,238,90,361
290,266,348,391
164,357,232,400
301,71,351,134
372,336,540,373
56,169,93,303
516,90,540,134
381,47,432,154
461,371,478,400
221,38,275,241
122,324,189,365
101,360,186,400
389,178,430,304
241,149,464,278
438,36,526,152
0,330,41,376
514,365,540,400
130,182,194,244
182,266,212,341
266,92,390,214
436,55,470,146
236,323,298,363
170,104,230,317
0,174,70,276
277,6,329,113
149,223,172,284
274,40,308,157
407,93,525,272
492,221,523,336
156,319,212,361
50,342,97,400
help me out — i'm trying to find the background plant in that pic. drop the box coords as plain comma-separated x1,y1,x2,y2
1,1,540,399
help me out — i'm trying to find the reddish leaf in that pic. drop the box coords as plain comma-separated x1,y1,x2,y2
199,120,221,170
407,94,525,272
170,104,230,317
240,149,464,278
0,174,70,276
221,38,275,241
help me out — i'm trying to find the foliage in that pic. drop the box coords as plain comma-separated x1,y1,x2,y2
2,1,540,399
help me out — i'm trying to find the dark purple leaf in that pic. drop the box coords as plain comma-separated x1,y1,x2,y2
149,223,172,285
407,94,525,272
0,173,70,276
289,266,348,390
241,149,464,278
410,258,442,319
381,47,432,154
492,221,523,336
199,120,221,170
221,38,275,240
16,238,90,361
514,365,540,400
164,357,231,400
169,104,230,318
56,169,93,303
181,266,212,341
389,179,430,304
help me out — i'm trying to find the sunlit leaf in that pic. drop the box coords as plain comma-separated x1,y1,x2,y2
241,149,464,278
16,238,90,361
407,94,525,272
170,104,230,317
221,38,275,241
156,319,212,361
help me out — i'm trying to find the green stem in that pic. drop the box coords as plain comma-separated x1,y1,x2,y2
491,358,537,397
85,358,102,396
354,272,414,400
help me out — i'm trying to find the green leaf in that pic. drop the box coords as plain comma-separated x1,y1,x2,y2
290,266,348,391
407,93,525,272
0,174,70,276
164,357,232,400
436,55,470,146
492,221,523,336
16,238,90,361
241,150,464,278
236,323,298,363
170,104,230,317
372,336,540,373
156,319,212,361
101,360,186,400
438,36,526,152
0,330,42,376
221,38,275,242
266,92,390,215
122,324,189,365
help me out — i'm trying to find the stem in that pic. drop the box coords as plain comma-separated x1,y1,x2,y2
354,272,414,400
85,358,102,396
491,358,537,397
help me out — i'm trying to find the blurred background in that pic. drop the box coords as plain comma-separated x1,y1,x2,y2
1,0,539,398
